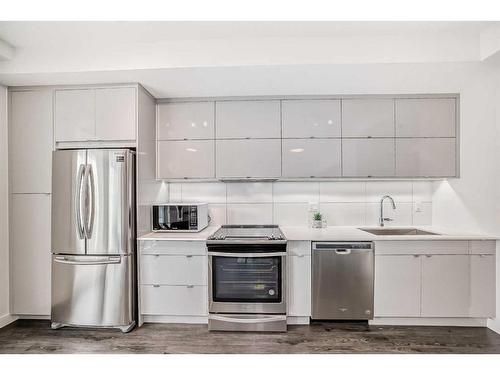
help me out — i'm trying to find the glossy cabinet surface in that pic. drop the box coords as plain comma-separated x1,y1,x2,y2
342,99,395,137
282,139,341,177
10,90,53,193
216,139,281,178
95,87,136,141
396,98,456,137
140,255,207,286
55,89,95,142
421,255,470,317
216,100,281,139
470,255,495,317
141,285,207,316
157,101,215,140
342,138,395,177
287,255,312,317
55,86,137,143
374,255,421,317
396,138,456,177
11,194,51,315
157,140,215,179
282,99,341,138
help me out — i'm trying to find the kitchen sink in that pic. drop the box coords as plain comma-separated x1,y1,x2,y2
358,228,440,236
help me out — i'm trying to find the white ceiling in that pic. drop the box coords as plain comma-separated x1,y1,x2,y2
0,21,499,97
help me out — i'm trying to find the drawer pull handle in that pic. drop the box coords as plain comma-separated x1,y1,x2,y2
186,255,193,258
153,284,160,288
186,285,194,288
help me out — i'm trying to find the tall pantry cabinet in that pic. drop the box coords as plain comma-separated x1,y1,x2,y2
9,89,53,315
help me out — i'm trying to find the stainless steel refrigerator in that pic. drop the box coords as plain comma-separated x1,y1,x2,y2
50,149,136,333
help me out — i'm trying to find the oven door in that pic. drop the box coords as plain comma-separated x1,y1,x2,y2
208,249,286,314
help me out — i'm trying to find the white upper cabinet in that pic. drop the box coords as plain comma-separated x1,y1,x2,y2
157,140,215,179
396,138,456,177
395,98,456,137
216,139,281,178
10,90,53,193
55,89,95,142
282,139,341,178
470,255,496,318
342,138,395,177
374,255,421,317
281,99,341,138
421,255,470,317
95,87,136,141
55,86,137,143
157,101,215,140
216,100,281,139
342,99,395,137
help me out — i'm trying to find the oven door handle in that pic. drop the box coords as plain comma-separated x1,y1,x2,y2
208,252,287,258
209,315,287,324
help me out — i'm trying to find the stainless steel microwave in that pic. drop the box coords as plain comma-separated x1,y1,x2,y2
152,203,209,232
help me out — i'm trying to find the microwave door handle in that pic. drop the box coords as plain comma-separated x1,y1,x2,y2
75,164,85,239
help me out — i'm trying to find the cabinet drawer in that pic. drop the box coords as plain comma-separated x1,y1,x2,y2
287,241,311,256
141,255,207,285
469,240,496,255
141,285,207,316
139,240,207,255
375,241,468,255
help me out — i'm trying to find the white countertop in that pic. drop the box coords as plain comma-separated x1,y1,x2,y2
137,226,219,241
138,225,498,242
280,226,499,241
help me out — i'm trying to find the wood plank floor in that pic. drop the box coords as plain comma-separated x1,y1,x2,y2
1,320,500,354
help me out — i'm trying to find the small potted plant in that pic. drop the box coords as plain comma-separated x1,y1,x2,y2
312,212,323,228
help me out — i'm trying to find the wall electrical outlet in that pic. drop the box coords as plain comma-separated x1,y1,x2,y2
414,202,423,213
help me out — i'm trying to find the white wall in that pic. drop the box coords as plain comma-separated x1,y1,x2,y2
0,84,9,322
156,181,433,227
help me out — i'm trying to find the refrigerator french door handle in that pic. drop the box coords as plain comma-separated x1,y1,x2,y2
75,164,86,240
84,164,96,239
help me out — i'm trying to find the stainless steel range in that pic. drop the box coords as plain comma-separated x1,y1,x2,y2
206,225,287,332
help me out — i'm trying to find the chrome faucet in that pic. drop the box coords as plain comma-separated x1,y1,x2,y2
379,195,396,227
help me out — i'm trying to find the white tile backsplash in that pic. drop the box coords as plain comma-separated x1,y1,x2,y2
226,182,273,203
321,202,366,226
273,182,319,203
273,203,311,226
181,182,226,203
320,182,365,202
149,180,434,227
365,181,413,203
226,203,273,224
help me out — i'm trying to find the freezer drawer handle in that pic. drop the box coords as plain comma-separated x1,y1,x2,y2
54,256,122,265
210,315,286,324
334,249,351,255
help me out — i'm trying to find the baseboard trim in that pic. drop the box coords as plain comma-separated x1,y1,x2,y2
0,314,18,328
370,317,487,327
143,315,208,324
487,318,500,334
14,314,50,320
287,316,310,325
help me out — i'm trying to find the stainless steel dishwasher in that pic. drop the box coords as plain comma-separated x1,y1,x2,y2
312,242,374,320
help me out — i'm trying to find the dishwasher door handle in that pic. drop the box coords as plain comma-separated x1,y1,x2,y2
334,249,351,255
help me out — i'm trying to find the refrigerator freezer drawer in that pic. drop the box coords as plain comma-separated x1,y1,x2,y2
51,254,135,328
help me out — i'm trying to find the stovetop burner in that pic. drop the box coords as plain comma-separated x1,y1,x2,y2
208,225,286,242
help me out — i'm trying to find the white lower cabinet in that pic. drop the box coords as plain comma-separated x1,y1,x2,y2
470,255,496,317
374,255,421,317
141,285,207,316
11,194,52,315
140,255,207,285
139,240,208,318
421,255,470,317
287,255,311,317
